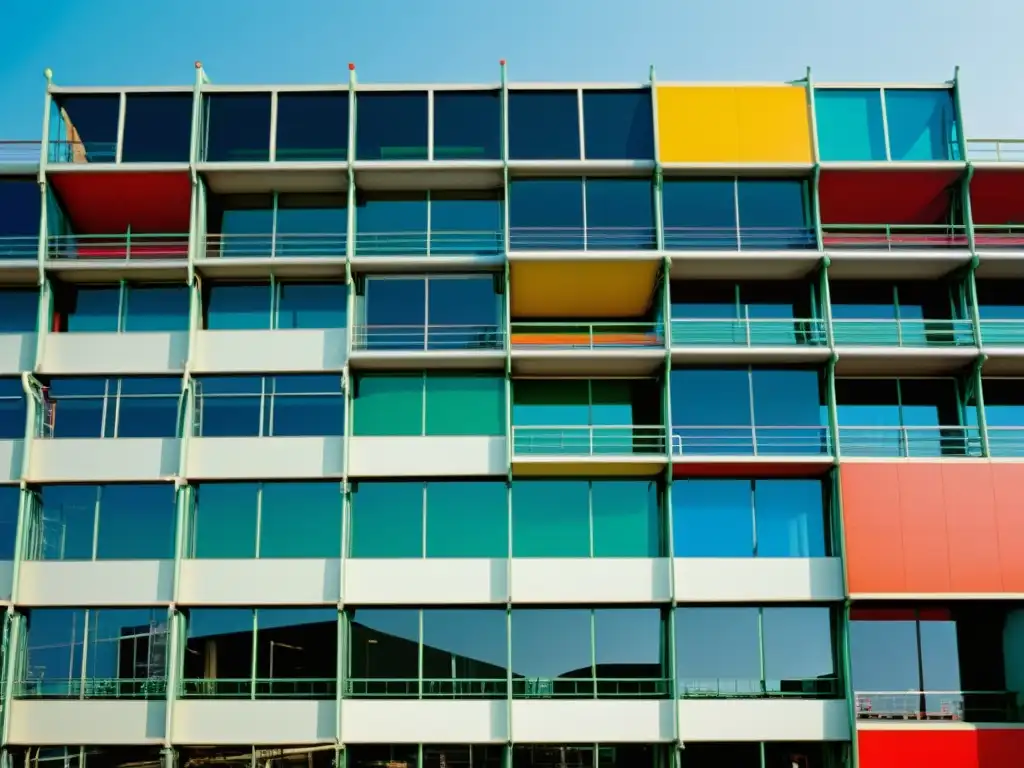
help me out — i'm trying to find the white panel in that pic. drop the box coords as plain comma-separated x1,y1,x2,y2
678,699,850,742
173,700,336,745
0,560,13,600
0,439,24,482
0,332,36,374
342,700,508,743
41,332,189,374
193,329,347,373
511,559,671,604
345,560,507,604
187,437,343,479
512,700,674,743
674,558,844,602
29,438,180,482
7,700,167,745
178,559,340,605
19,560,173,605
348,436,507,477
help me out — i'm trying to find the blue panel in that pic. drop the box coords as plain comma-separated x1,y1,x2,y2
585,179,655,250
750,369,826,455
427,276,498,349
0,289,38,331
508,91,581,161
885,89,960,161
814,89,887,161
276,194,347,256
670,369,752,454
672,479,753,557
276,282,347,329
356,194,428,256
271,375,345,437
754,480,827,557
662,180,737,250
66,286,120,332
582,90,654,161
433,91,501,160
260,482,342,557
206,283,271,330
192,482,259,558
509,179,584,250
736,180,814,250
39,485,97,560
204,94,271,162
49,378,109,438
196,376,263,437
0,180,42,257
124,285,190,332
356,93,428,161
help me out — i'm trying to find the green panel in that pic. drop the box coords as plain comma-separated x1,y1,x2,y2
511,481,589,557
425,374,505,436
426,481,508,558
259,482,342,558
511,379,589,426
350,482,423,558
353,374,424,436
192,483,258,558
592,480,661,557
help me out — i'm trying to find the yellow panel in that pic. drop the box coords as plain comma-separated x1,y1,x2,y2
656,86,812,163
510,260,660,319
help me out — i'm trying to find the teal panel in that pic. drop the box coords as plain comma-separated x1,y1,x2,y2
192,483,258,558
814,89,887,161
259,482,342,558
884,89,960,161
425,374,505,436
350,482,423,558
353,374,424,436
511,481,589,557
425,481,508,557
592,481,661,557
512,380,589,426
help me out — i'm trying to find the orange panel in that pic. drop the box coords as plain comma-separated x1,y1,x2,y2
510,333,660,346
992,464,1024,592
840,463,906,594
897,463,951,593
942,463,1003,593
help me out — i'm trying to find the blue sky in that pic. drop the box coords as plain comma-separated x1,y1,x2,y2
0,0,1021,140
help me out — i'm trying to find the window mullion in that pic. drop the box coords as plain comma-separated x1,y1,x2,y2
91,486,102,561
254,483,263,559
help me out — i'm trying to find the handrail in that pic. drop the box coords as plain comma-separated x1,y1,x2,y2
670,425,831,456
15,676,167,698
345,678,507,698
972,224,1024,248
511,425,666,456
510,322,663,350
965,138,1024,162
0,141,42,164
680,676,841,699
353,231,505,257
670,317,827,347
0,236,41,260
855,690,1022,723
662,226,817,251
204,233,346,259
351,324,505,351
982,426,1024,457
509,226,657,251
821,223,969,250
509,677,671,698
831,317,975,347
344,676,671,698
179,677,336,698
48,233,190,260
49,140,118,164
836,425,983,458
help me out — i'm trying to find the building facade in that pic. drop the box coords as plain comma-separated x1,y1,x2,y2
0,62,1022,768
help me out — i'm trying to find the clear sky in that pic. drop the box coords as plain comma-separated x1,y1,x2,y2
0,0,1022,141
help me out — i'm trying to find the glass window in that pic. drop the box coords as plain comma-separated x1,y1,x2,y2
513,379,590,427
276,282,346,329
49,378,111,438
662,179,737,250
64,286,121,332
0,289,38,331
430,193,504,256
356,92,428,161
511,609,591,681
121,93,193,163
672,479,753,557
0,486,18,559
269,375,344,437
762,607,836,693
754,479,827,558
191,482,259,558
349,482,423,558
509,179,584,250
512,481,590,557
208,194,274,257
195,376,263,437
433,91,500,160
38,485,96,560
52,95,119,163
813,89,887,162
585,179,655,250
885,89,960,161
508,91,580,161
676,607,761,695
353,374,423,436
594,608,664,683
849,610,922,693
355,193,428,256
425,375,505,436
275,92,348,161
364,277,427,350
592,481,661,557
124,285,190,332
205,283,272,330
115,377,180,439
427,276,499,349
0,378,26,440
276,193,348,257
750,368,825,454
582,90,653,160
736,179,812,250
670,369,753,454
260,482,341,558
350,608,420,681
426,481,508,558
203,93,271,162
95,484,176,559
422,609,508,683
0,180,42,258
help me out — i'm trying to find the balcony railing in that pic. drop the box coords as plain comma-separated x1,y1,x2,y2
48,233,189,260
510,322,663,350
0,141,42,165
180,677,336,698
346,678,507,699
353,231,504,257
975,319,1024,345
49,140,118,164
510,677,671,698
205,233,346,259
663,226,817,251
983,427,1024,457
831,318,975,347
352,324,504,351
973,224,1024,248
0,236,40,260
512,425,666,456
856,690,1023,723
670,317,827,347
822,224,969,250
344,677,670,698
15,677,166,699
670,426,832,457
509,227,657,251
966,138,1024,162
680,676,840,699
836,425,983,458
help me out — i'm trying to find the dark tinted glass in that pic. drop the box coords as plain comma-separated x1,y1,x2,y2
433,91,500,160
509,179,584,250
204,94,271,162
356,92,428,161
508,91,580,160
582,89,653,160
122,94,193,162
276,92,349,161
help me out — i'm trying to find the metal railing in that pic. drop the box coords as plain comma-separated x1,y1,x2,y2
346,678,507,698
663,226,817,251
0,141,42,165
512,425,666,456
680,676,840,699
509,677,671,698
15,677,167,699
977,319,1024,345
973,224,1024,248
49,140,118,164
204,233,346,259
671,426,832,457
354,231,505,257
822,224,969,250
831,318,975,347
509,227,657,251
0,235,40,260
966,138,1024,162
836,425,983,458
855,690,1023,723
351,324,504,351
670,317,827,347
48,233,189,260
180,677,336,698
510,322,663,350
983,427,1024,457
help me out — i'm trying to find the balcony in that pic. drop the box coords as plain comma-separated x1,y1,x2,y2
353,231,504,258
0,140,42,168
836,425,983,458
974,225,1024,249
832,318,975,347
663,226,817,252
511,322,664,375
15,677,166,700
855,690,1023,724
49,139,118,164
822,224,969,251
0,235,39,261
352,324,504,352
983,427,1024,458
511,426,666,476
509,227,657,252
680,676,841,700
47,233,189,261
203,233,346,260
670,425,832,459
967,138,1024,163
180,678,336,699
670,317,828,365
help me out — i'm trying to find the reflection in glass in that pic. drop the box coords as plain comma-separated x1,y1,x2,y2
663,179,737,250
124,285,190,331
426,481,508,558
191,482,259,558
676,607,761,696
350,608,419,694
349,482,423,558
0,289,38,331
422,609,508,696
762,607,837,695
205,283,272,330
433,91,501,160
512,609,592,695
352,374,423,436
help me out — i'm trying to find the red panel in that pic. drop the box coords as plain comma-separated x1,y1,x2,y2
970,171,1024,225
858,729,978,768
48,171,191,234
897,463,951,593
976,729,1024,766
818,169,961,224
671,461,829,479
941,463,1003,593
991,464,1024,592
840,463,906,594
